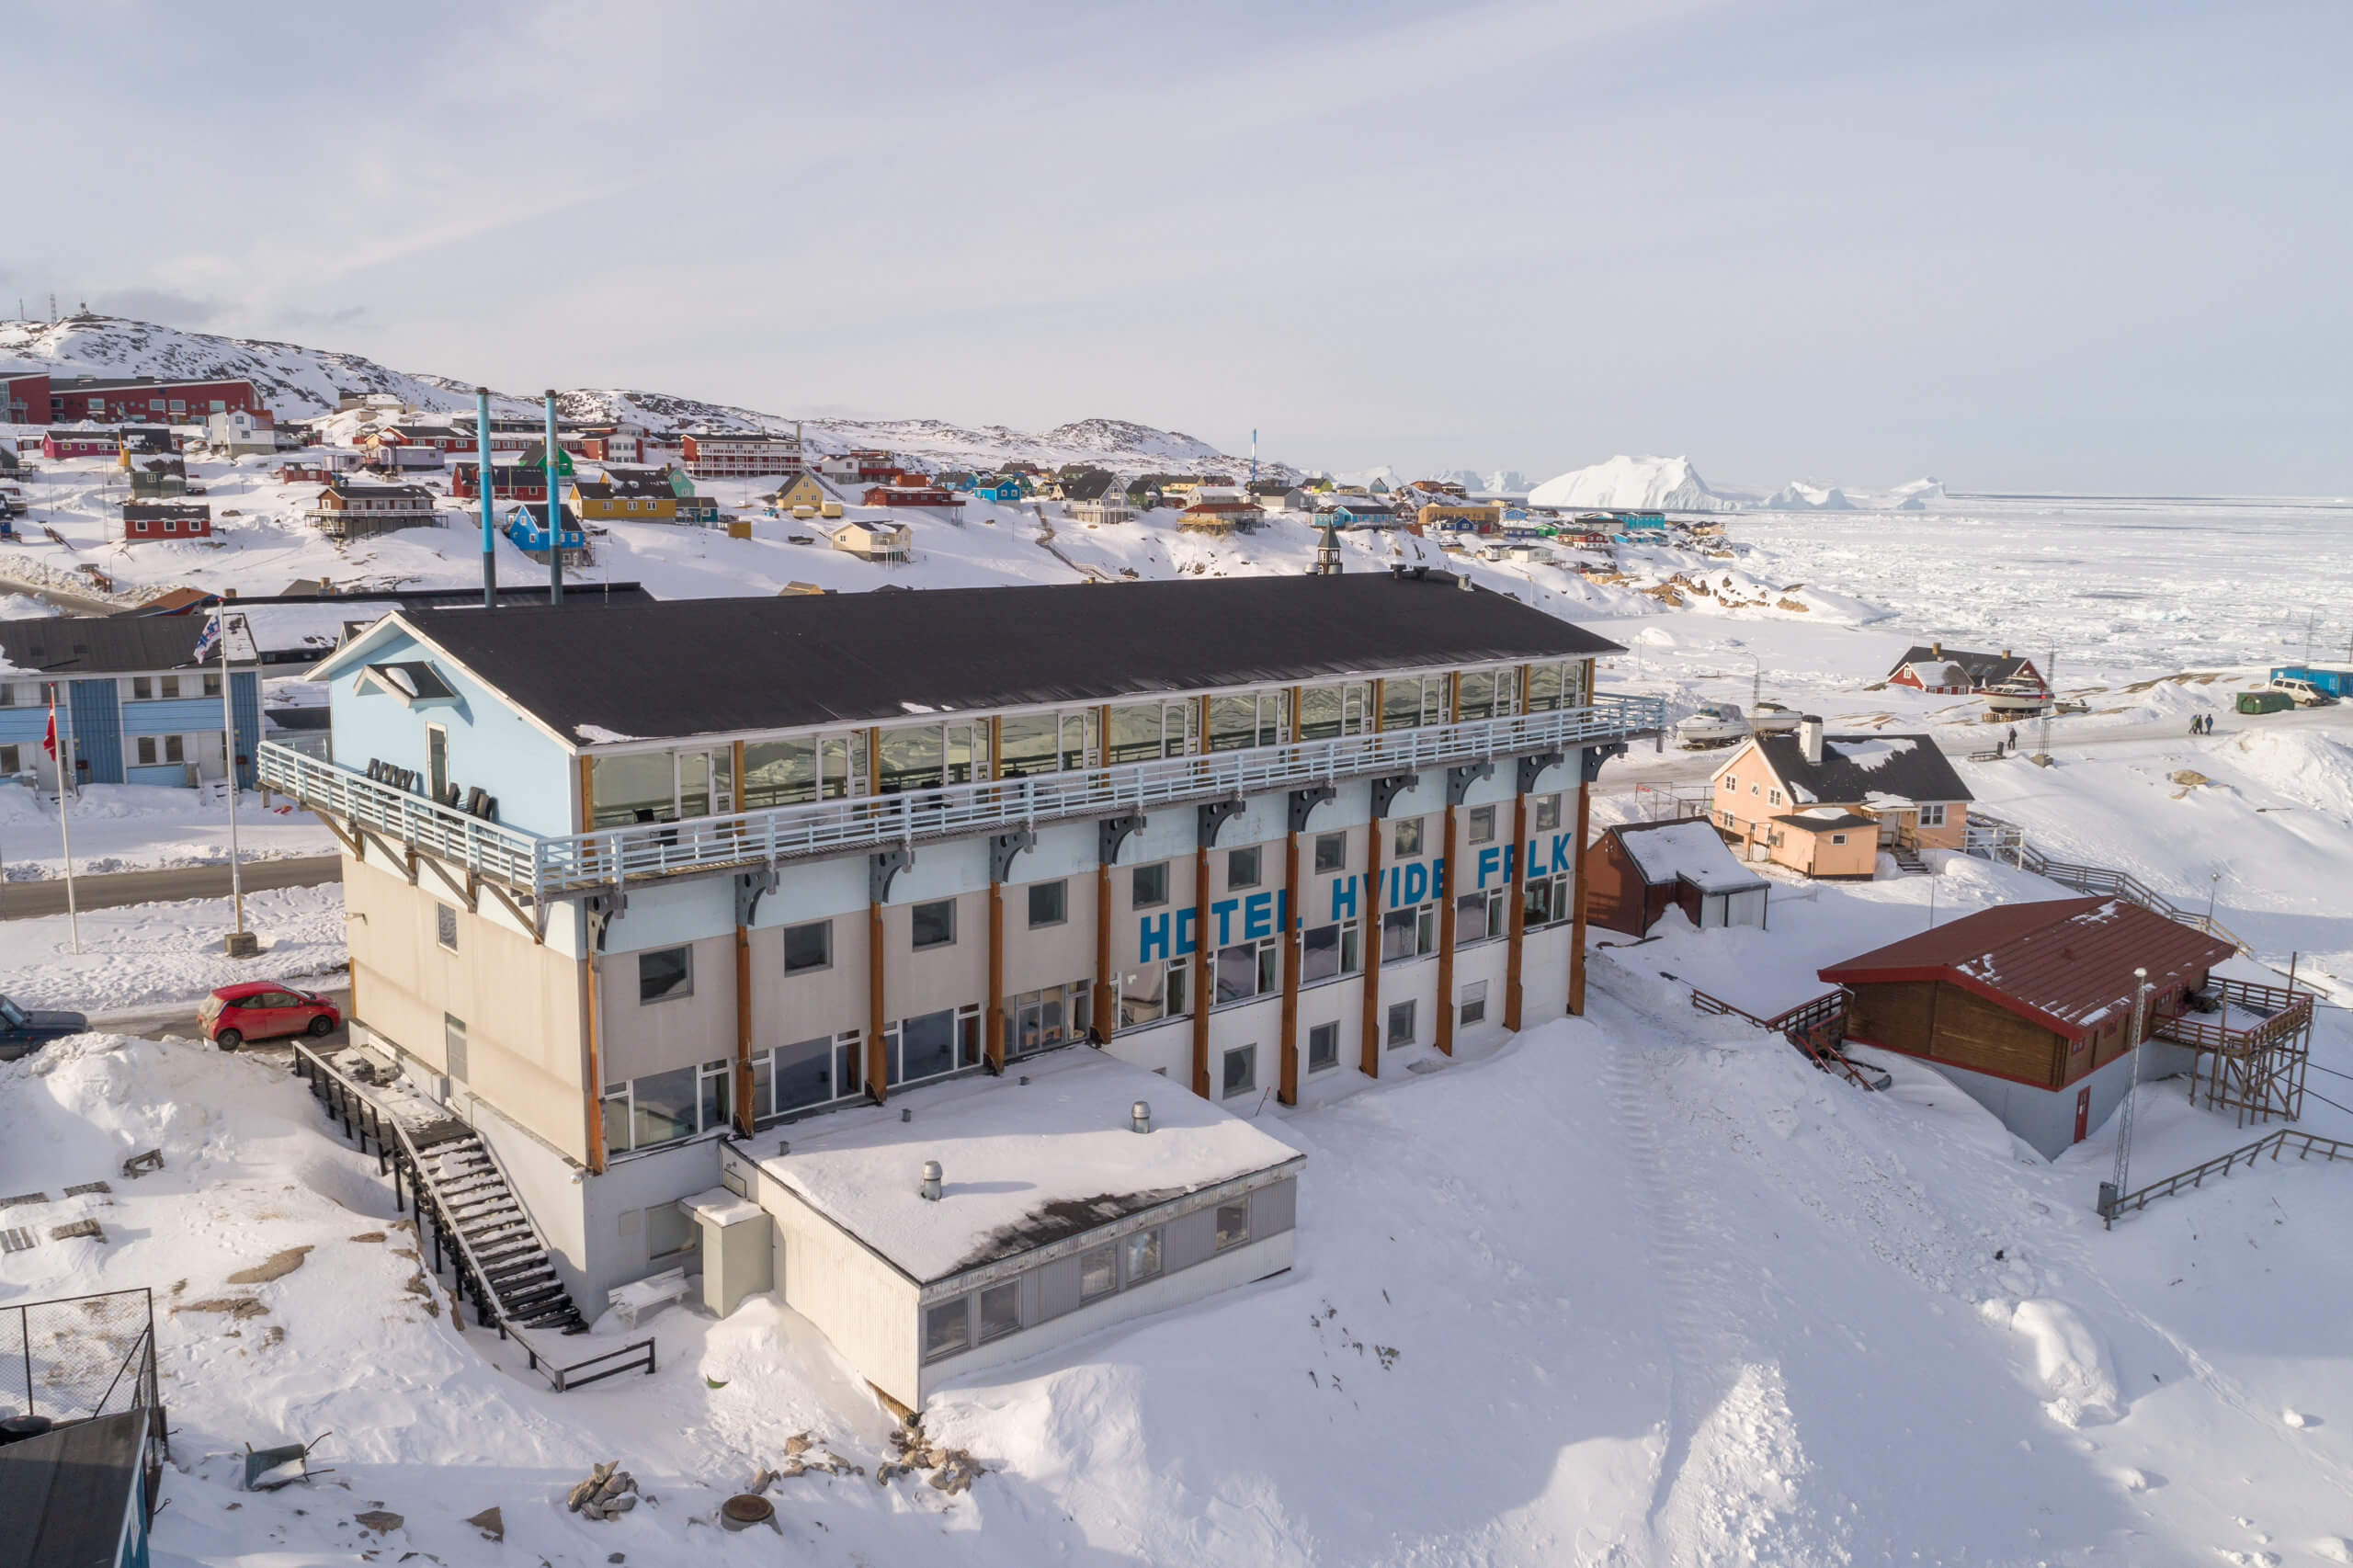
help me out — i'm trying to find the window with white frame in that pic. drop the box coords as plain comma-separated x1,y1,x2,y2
1456,887,1506,944
132,734,187,767
1460,980,1489,1027
1215,937,1280,1005
1222,1043,1257,1098
1313,833,1347,874
1381,903,1437,964
601,1060,733,1155
1534,794,1563,832
885,1004,983,1085
1006,981,1090,1056
750,1030,863,1119
1307,1020,1340,1072
1301,918,1361,983
1386,999,1418,1049
1917,803,1947,827
1524,872,1572,929
1117,960,1188,1029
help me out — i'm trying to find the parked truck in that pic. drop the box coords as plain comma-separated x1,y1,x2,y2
2268,666,2349,704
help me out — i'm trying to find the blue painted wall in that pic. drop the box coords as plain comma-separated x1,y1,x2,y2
325,628,576,836
68,679,120,784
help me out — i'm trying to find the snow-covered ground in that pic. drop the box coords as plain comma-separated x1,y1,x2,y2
3,883,345,1017
0,782,336,881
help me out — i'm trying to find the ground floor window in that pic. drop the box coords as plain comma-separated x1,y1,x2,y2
1917,803,1948,827
1222,1043,1257,1099
133,734,188,767
1123,1227,1163,1283
1079,1242,1119,1301
1215,937,1280,1005
602,1060,733,1156
1301,919,1361,983
1386,999,1417,1050
886,1005,982,1085
751,1030,864,1120
0,745,18,775
1307,1020,1340,1072
1007,981,1091,1056
978,1281,1019,1342
1216,1200,1251,1251
924,1297,972,1360
1460,981,1488,1027
1117,960,1188,1029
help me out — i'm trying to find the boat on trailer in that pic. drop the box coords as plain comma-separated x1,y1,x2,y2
1749,700,1802,734
1982,679,2052,716
1676,702,1751,749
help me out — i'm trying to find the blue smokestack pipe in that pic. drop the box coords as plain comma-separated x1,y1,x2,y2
544,389,563,605
476,387,495,608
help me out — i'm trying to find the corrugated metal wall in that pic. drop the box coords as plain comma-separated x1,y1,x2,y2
67,678,120,785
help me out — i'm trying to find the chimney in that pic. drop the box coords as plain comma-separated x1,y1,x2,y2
1799,715,1824,766
1931,642,1942,659
2001,648,2011,659
1131,1100,1153,1134
919,1160,942,1201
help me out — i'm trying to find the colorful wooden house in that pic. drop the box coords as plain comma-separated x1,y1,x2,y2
504,502,588,562
120,502,213,544
573,468,678,523
1883,643,2043,696
1710,717,1971,878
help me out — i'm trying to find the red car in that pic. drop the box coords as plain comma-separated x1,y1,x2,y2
199,983,341,1051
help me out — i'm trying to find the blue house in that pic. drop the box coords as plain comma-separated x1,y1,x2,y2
0,615,261,790
504,502,587,561
971,476,1028,503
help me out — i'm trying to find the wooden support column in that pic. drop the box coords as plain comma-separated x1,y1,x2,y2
583,916,608,1176
1569,773,1596,1017
1359,818,1384,1076
1093,858,1116,1040
1504,789,1529,1032
1189,841,1212,1098
733,920,755,1134
986,881,1006,1072
867,901,889,1103
1279,826,1302,1104
1435,800,1458,1055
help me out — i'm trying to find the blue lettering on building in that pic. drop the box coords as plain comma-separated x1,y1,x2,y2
1402,862,1428,905
1244,891,1275,940
1176,906,1199,957
1331,876,1358,920
1476,846,1503,889
1139,911,1170,963
1212,897,1240,947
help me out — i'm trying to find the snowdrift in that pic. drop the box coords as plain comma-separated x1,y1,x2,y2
1528,454,1738,512
2231,727,2353,819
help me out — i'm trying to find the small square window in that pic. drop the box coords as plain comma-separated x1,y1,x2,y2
1313,834,1346,874
1467,805,1496,844
1387,999,1417,1049
1393,818,1423,858
1079,1243,1119,1301
132,676,153,701
911,899,957,949
1227,845,1263,890
1124,1227,1162,1284
1222,1043,1256,1099
1307,1020,1339,1072
1831,833,1847,845
1461,980,1488,1026
1028,880,1067,928
639,946,692,1003
1535,795,1562,832
924,1297,972,1359
978,1281,1020,1343
1214,1200,1250,1251
783,919,831,974
1131,862,1168,908
436,903,458,950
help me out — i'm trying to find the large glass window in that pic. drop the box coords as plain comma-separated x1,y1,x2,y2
590,752,676,827
1301,919,1360,983
1124,1228,1163,1283
755,1035,838,1117
1382,906,1436,964
978,1282,1020,1342
602,1059,733,1154
743,737,819,806
894,1009,958,1084
1079,1244,1119,1301
1118,962,1187,1029
997,713,1059,778
1009,982,1089,1056
1216,938,1279,1005
879,725,944,793
1382,675,1448,730
1207,690,1286,752
1297,682,1370,741
925,1298,971,1360
1107,700,1191,764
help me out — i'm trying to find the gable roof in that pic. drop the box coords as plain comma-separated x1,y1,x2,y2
1818,896,2235,1040
1887,644,2033,686
0,610,227,673
343,574,1622,748
1608,819,1766,893
1745,732,1972,806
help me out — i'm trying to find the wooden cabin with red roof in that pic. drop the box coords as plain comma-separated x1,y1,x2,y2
1818,897,2235,1156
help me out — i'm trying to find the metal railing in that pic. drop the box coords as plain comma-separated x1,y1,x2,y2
2097,1128,2352,1224
2154,976,2315,1055
1689,984,1878,1089
1960,812,2252,955
261,693,1665,897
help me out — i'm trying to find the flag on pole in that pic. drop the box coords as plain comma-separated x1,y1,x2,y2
42,698,57,759
192,608,223,663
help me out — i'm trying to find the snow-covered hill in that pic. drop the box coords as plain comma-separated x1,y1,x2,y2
1529,454,1740,512
0,315,1264,478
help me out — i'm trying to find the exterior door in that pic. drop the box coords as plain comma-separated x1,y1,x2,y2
1878,812,1900,846
426,724,449,802
2074,1085,2091,1143
195,732,228,782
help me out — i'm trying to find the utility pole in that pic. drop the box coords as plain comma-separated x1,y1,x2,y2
2099,967,2154,1227
217,609,255,957
2034,645,2056,766
47,682,80,954
477,387,496,609
544,390,563,604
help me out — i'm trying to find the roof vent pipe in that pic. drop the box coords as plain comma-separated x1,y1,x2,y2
1799,715,1824,767
1131,1100,1153,1134
919,1160,942,1201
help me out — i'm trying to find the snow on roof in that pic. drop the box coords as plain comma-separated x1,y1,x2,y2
1826,737,1916,771
1615,820,1766,893
754,1049,1302,1284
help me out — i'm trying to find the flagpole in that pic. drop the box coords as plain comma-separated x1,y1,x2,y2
218,608,253,956
49,684,80,954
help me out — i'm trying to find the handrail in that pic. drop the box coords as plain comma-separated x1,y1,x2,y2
261,693,1667,898
1961,812,2255,956
2098,1128,2353,1225
1690,984,1875,1089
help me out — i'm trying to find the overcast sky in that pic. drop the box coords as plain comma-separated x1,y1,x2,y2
7,2,2347,493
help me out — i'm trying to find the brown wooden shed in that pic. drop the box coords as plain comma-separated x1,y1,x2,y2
1584,819,1769,937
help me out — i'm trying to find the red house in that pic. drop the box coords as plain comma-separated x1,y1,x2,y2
1884,643,2044,696
450,461,548,503
43,373,263,425
121,503,212,543
43,428,119,460
862,481,965,509
1,371,48,426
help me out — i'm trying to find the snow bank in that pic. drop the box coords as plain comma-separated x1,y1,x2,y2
2231,728,2353,818
3,884,347,1012
2007,1298,2121,1426
1529,454,1739,512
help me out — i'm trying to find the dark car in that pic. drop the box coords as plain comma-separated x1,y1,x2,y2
199,983,341,1051
0,993,89,1061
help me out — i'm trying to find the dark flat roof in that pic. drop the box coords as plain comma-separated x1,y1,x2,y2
3,613,212,674
398,573,1621,744
0,1408,148,1568
1819,895,2235,1040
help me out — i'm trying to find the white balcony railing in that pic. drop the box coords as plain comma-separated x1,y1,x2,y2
258,692,1664,899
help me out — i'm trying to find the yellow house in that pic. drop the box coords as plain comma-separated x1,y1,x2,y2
1417,502,1504,532
770,472,835,511
1709,718,1973,880
572,470,677,523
